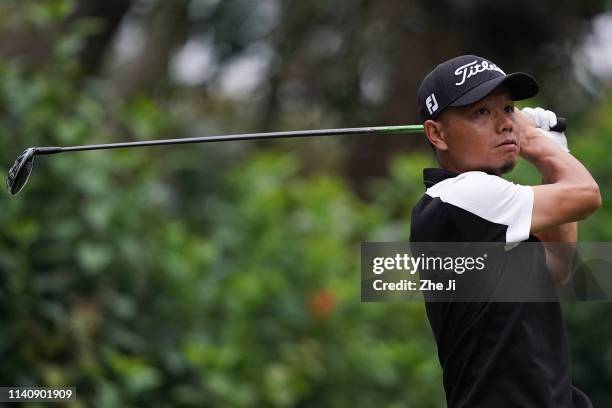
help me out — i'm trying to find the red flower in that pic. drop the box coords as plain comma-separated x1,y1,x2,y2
309,289,337,320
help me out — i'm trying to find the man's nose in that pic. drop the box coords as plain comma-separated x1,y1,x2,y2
497,112,514,133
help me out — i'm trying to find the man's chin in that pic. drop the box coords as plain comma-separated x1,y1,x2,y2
482,160,517,176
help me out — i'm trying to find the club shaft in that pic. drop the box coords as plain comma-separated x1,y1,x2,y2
34,125,424,155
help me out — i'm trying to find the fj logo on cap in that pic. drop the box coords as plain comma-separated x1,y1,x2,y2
454,60,505,86
426,93,438,115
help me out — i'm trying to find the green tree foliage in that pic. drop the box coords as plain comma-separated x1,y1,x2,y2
0,48,443,403
0,3,445,406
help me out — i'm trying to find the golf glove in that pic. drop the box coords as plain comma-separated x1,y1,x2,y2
521,107,569,152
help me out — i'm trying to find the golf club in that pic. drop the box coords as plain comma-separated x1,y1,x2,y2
6,117,567,196
6,124,425,196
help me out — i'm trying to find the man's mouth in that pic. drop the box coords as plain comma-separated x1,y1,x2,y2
497,139,517,147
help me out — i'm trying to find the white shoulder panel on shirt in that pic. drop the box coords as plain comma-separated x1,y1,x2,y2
425,171,534,243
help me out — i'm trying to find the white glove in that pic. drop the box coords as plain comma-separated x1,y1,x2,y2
521,107,569,152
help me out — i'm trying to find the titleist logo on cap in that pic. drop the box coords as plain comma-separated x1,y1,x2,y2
454,60,506,86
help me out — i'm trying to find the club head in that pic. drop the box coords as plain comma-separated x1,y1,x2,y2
7,148,36,195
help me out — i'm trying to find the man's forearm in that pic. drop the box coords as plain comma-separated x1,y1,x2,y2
534,222,577,243
535,167,579,243
522,133,600,232
532,156,579,285
535,222,577,287
526,140,592,186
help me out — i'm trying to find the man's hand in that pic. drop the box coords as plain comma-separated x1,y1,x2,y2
521,107,569,152
514,108,560,162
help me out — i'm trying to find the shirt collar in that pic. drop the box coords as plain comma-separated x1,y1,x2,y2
423,168,461,188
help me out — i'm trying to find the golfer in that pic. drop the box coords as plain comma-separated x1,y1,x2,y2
411,55,600,407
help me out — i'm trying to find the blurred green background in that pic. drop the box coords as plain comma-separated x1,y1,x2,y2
1,0,611,406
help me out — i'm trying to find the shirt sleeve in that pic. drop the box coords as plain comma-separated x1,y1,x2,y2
425,171,534,243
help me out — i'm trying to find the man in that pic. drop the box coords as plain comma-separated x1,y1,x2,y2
410,55,600,407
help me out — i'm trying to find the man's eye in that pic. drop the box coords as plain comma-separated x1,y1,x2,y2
505,106,515,113
477,108,488,115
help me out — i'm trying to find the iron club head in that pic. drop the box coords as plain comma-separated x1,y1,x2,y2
7,148,36,195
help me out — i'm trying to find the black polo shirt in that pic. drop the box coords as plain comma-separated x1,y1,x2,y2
410,168,592,408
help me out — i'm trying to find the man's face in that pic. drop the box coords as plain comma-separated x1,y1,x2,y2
433,88,518,176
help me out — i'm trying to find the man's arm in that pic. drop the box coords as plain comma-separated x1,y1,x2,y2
534,169,578,286
515,109,601,232
534,161,578,287
515,109,600,286
534,223,577,286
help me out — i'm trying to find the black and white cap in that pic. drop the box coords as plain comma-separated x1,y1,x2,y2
417,55,539,122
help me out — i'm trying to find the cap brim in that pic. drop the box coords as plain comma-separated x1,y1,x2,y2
449,72,539,107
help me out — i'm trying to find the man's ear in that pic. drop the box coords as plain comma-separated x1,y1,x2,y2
423,119,448,151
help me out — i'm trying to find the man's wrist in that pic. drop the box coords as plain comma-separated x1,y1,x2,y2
520,139,571,183
520,133,560,163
